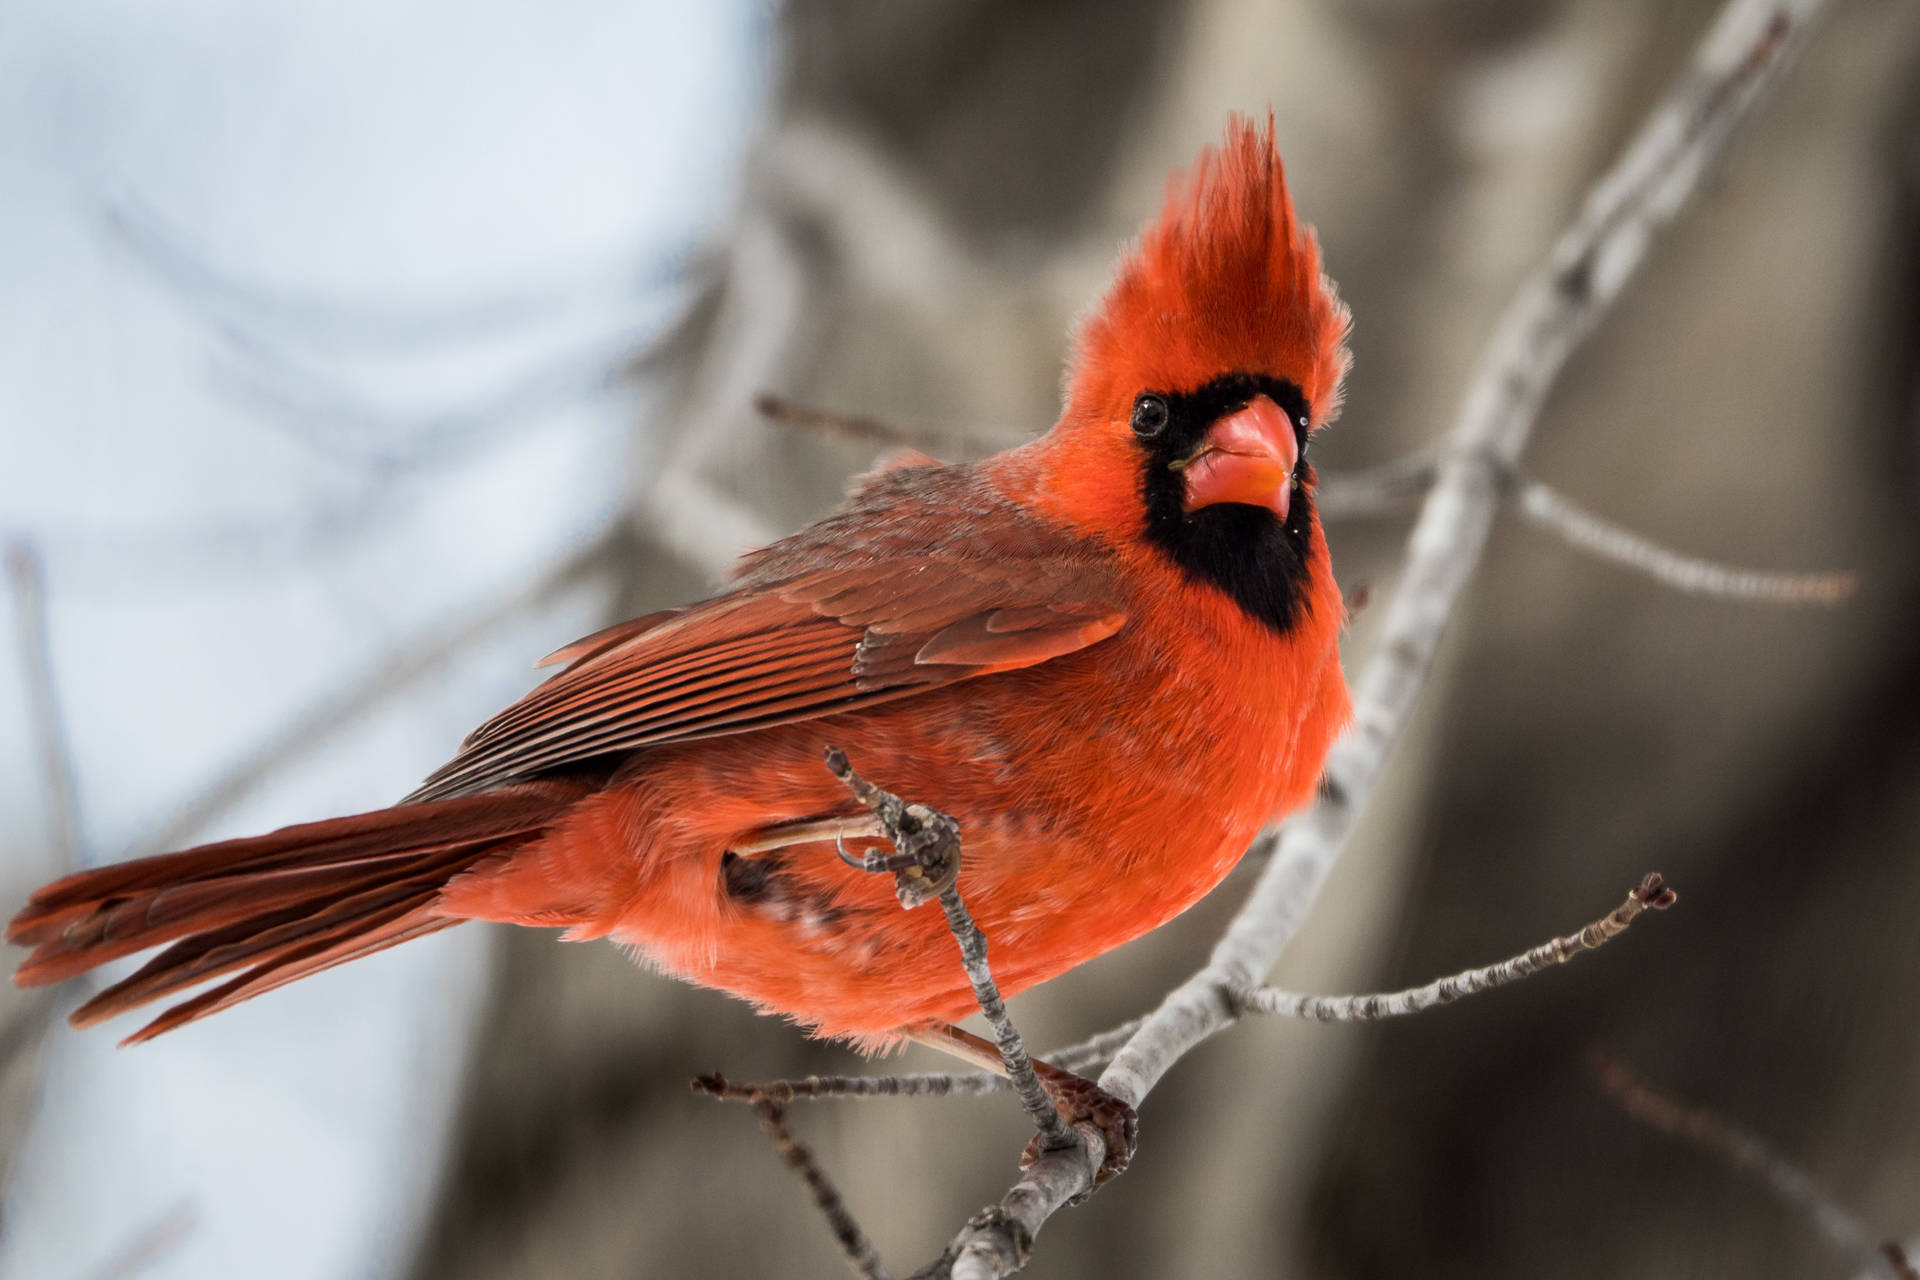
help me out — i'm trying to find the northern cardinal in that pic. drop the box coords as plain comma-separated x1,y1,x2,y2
10,116,1350,1172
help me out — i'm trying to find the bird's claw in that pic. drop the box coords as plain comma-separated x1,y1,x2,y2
825,749,961,908
1019,1074,1139,1190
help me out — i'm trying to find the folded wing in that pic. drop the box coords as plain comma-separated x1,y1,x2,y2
408,462,1127,801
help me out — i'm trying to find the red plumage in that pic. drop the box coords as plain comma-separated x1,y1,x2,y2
10,114,1352,1054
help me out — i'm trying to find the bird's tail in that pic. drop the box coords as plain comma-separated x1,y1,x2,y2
8,781,584,1044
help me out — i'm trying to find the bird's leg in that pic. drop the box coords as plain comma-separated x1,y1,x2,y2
909,1022,1138,1185
822,745,1135,1186
728,814,886,858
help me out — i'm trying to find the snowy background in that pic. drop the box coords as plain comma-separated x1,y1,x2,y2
0,3,766,1276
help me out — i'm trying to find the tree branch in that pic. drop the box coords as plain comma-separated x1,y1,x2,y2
1516,478,1858,604
690,1017,1149,1106
756,389,1442,519
5,539,84,868
630,474,786,584
82,1199,197,1280
1238,874,1673,1021
925,1,1834,1270
753,393,1019,460
1590,1052,1916,1280
747,1094,894,1280
1313,450,1441,520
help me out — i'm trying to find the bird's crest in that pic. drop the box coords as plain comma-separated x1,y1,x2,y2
1068,114,1350,428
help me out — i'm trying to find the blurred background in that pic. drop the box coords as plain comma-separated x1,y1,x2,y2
1,1,1916,1277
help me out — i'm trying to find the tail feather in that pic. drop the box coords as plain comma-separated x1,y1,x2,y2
8,781,584,1043
68,854,485,1028
110,895,455,1046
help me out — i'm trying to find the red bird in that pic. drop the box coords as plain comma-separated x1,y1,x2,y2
10,116,1351,1168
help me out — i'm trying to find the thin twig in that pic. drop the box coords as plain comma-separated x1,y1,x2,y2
1045,1018,1148,1075
131,528,624,857
754,393,1020,459
759,388,1442,519
1590,1052,1915,1280
694,1069,1008,1103
1238,874,1674,1021
927,2,1833,1271
82,1199,197,1280
6,540,85,868
1517,479,1857,604
214,331,643,475
824,748,1075,1155
98,195,665,356
630,473,785,584
690,1017,1150,1105
0,988,62,1075
1314,449,1441,520
748,1095,895,1280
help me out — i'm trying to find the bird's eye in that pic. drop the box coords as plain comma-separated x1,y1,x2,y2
1131,394,1170,439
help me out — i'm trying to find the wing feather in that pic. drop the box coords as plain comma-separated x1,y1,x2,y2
408,462,1126,801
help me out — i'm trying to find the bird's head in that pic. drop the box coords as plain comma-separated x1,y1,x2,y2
1035,114,1350,633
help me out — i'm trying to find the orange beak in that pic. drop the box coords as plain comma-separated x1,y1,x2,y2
1173,394,1300,521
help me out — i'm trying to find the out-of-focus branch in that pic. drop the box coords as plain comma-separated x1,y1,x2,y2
133,528,626,857
212,332,645,475
82,1199,197,1280
1044,1018,1148,1075
1239,874,1673,1021
98,196,662,356
6,540,84,868
927,2,1833,1272
754,393,1019,459
1516,478,1858,604
101,195,709,478
1590,1052,1916,1280
630,474,785,584
748,1095,894,1280
1314,450,1441,520
757,389,1441,511
0,988,61,1076
756,404,1860,617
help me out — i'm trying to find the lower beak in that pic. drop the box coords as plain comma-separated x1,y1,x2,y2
1175,394,1300,521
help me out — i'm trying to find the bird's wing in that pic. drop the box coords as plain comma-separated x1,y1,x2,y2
407,463,1126,801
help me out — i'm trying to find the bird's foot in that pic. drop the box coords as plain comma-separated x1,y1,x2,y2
824,746,960,908
1021,1066,1138,1187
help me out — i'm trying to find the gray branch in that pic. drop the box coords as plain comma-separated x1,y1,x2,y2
1239,874,1674,1021
925,0,1835,1271
5,540,84,869
1516,478,1858,604
1313,450,1441,520
690,1017,1149,1105
748,1095,894,1280
753,392,1021,460
1591,1052,1916,1280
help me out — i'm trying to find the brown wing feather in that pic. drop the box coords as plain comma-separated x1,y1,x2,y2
408,461,1127,801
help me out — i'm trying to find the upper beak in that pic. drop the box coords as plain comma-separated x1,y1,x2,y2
1172,393,1300,521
